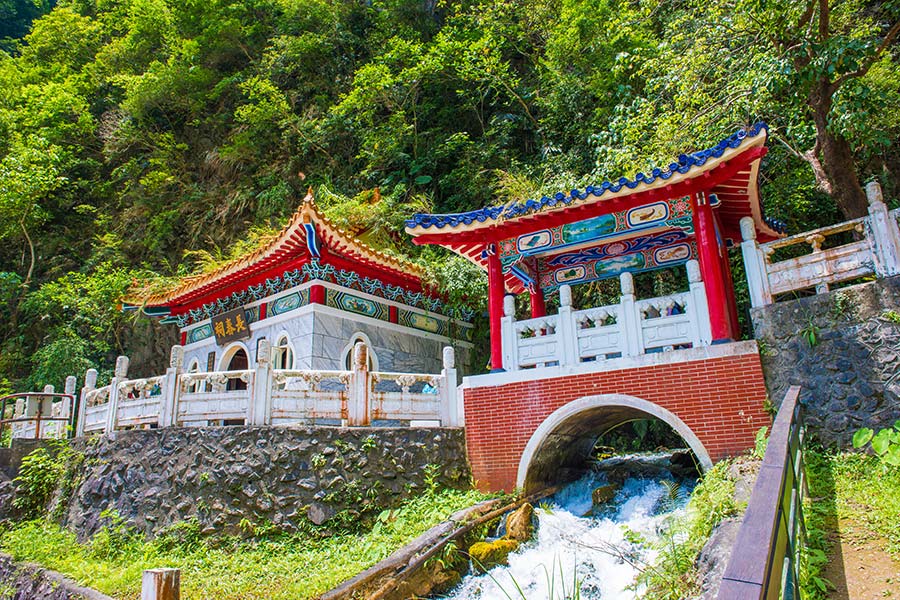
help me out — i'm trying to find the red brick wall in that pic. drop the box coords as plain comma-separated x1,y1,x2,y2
463,351,770,492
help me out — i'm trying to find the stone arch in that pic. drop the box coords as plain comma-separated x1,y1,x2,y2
218,342,251,371
340,332,379,371
515,393,713,493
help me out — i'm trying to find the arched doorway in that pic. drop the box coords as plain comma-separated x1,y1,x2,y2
516,393,712,494
222,346,249,391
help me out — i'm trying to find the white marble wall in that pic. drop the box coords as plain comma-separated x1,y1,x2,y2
181,305,471,376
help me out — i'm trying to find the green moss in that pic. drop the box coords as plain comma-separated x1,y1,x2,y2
468,539,520,572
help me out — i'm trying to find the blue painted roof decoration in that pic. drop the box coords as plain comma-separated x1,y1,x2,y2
407,122,774,230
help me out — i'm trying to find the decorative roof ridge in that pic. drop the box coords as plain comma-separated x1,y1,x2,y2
127,188,423,307
406,122,769,231
299,191,425,278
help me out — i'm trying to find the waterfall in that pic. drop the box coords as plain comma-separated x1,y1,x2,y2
442,453,695,600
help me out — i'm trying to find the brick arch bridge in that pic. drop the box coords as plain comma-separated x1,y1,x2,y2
460,342,770,493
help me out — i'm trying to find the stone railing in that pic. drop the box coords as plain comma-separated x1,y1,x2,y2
742,181,900,307
500,260,712,371
73,341,461,436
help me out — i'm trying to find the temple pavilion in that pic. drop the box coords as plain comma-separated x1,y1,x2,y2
405,123,784,371
126,192,474,377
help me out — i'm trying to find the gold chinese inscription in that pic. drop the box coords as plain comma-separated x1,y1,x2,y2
211,308,251,345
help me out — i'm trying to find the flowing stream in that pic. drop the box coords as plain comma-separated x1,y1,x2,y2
441,453,696,600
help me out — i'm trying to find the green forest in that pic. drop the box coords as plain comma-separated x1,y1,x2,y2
1,0,899,391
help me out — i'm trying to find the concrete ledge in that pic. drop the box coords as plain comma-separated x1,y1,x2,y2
0,553,114,600
462,340,760,389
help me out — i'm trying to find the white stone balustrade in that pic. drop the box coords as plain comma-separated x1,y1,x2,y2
47,341,460,438
742,182,900,307
499,260,712,371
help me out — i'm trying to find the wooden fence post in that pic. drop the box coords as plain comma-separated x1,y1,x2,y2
141,568,180,600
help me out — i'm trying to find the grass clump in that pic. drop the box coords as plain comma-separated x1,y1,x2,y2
0,487,492,600
638,460,738,599
801,449,900,598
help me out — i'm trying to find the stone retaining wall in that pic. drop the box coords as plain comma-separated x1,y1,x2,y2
53,426,470,538
751,276,900,446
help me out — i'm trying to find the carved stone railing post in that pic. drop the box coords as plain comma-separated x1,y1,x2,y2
557,285,577,366
740,216,773,308
804,233,830,293
105,355,129,433
63,376,76,436
619,272,641,356
500,295,517,371
76,368,98,437
687,259,713,346
250,339,272,426
439,346,460,427
867,181,900,277
160,346,183,428
348,342,370,426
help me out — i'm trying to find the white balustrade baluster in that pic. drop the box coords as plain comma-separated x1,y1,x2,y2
867,181,900,276
160,346,183,428
740,217,772,308
687,259,712,345
105,355,129,433
557,285,577,366
619,272,641,356
439,346,460,426
77,368,97,437
501,294,517,371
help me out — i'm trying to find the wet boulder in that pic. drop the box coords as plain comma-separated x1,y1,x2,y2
505,503,534,542
591,483,619,505
468,539,520,572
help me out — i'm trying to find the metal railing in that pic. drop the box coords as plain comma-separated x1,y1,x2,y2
718,385,806,599
0,392,77,445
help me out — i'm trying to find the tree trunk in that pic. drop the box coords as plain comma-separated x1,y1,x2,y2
808,82,870,219
819,128,869,219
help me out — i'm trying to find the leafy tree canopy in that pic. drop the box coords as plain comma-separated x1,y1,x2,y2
0,0,898,388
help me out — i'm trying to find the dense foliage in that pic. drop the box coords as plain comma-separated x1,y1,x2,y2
1,0,898,389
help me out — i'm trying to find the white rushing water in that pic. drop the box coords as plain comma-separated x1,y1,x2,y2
442,458,694,600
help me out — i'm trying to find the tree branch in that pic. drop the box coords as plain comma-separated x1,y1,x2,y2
19,219,34,290
819,0,829,42
832,18,900,88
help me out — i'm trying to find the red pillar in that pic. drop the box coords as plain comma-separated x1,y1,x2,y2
487,245,505,371
530,287,546,318
310,283,325,305
691,192,733,341
719,245,742,337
